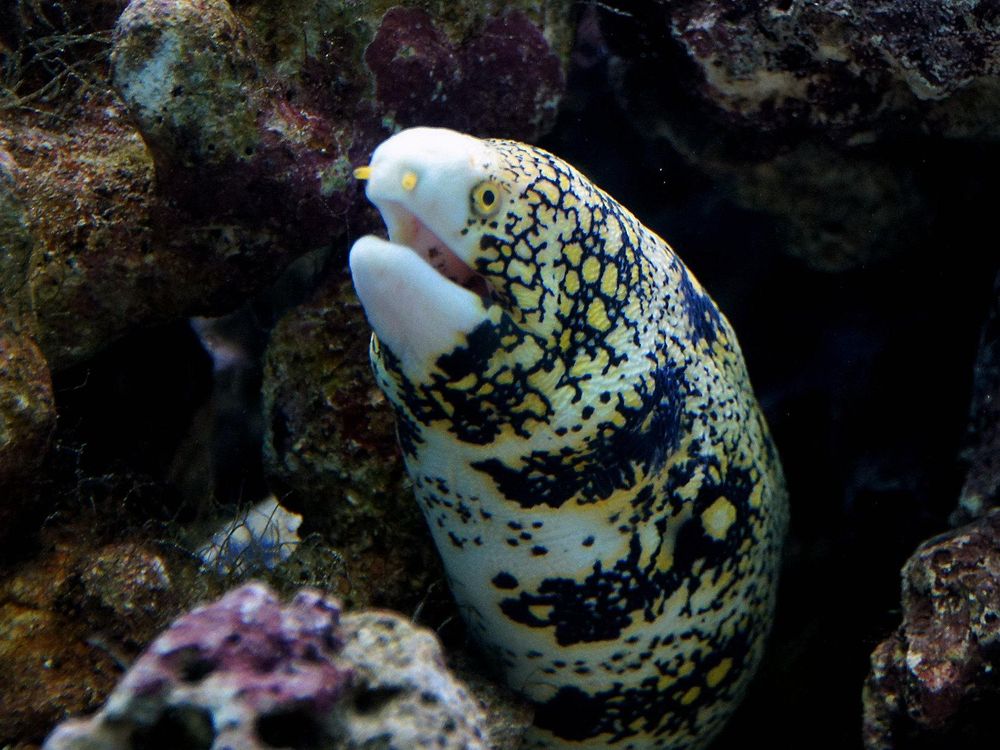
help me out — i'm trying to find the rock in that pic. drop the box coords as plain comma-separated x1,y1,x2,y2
661,0,1000,141
0,0,574,369
0,147,54,500
43,582,491,750
0,600,120,745
364,6,566,141
78,542,177,646
111,0,264,169
336,609,489,750
0,146,34,319
595,1,1000,270
0,315,55,502
451,652,535,750
262,272,443,611
0,535,129,744
862,510,1000,749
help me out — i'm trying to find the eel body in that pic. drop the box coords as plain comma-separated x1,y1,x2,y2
348,128,788,749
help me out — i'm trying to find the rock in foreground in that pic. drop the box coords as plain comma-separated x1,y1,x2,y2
44,582,490,750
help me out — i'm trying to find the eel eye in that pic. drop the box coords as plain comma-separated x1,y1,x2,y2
471,180,502,217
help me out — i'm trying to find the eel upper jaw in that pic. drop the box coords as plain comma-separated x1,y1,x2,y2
378,200,493,303
349,203,494,373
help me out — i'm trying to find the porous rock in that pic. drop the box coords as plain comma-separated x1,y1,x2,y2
262,272,443,611
0,146,54,496
600,1,1000,270
365,5,566,141
862,510,1000,749
0,317,54,495
0,535,128,744
111,0,264,168
0,0,573,369
43,581,490,750
665,0,1000,140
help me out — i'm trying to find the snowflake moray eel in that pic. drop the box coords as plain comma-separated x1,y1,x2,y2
349,128,788,749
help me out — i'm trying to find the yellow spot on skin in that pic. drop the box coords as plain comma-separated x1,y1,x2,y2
565,270,580,295
680,686,701,706
508,259,533,283
656,544,673,572
563,243,583,267
706,658,733,688
534,179,562,205
658,672,678,690
451,373,478,390
401,171,418,191
622,386,643,409
702,497,737,540
582,256,601,284
588,297,612,332
601,264,619,296
353,165,372,180
514,392,548,417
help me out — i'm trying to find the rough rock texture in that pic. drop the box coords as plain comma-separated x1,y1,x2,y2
450,652,535,750
0,145,55,514
364,6,565,141
954,270,1000,522
862,510,1000,749
44,582,491,750
77,541,177,646
663,0,1000,140
0,314,54,491
0,533,183,744
262,272,443,611
112,0,265,169
0,0,573,369
596,0,1000,270
0,147,34,318
336,609,489,750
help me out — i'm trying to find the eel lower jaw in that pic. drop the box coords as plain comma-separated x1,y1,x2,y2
349,234,493,372
379,201,494,305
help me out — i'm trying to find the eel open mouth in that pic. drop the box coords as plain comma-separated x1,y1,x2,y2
378,201,493,304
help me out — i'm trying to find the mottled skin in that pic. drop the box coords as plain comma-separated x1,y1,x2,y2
349,128,788,749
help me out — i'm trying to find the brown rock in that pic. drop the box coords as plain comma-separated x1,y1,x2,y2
863,510,1000,749
262,271,443,612
0,315,55,500
1,0,574,369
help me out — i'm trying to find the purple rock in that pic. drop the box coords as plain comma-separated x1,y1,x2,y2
365,7,564,141
44,583,349,749
43,582,492,750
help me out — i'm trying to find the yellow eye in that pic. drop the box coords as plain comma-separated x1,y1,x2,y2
471,180,503,217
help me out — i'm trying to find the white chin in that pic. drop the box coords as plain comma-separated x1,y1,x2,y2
349,235,491,370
